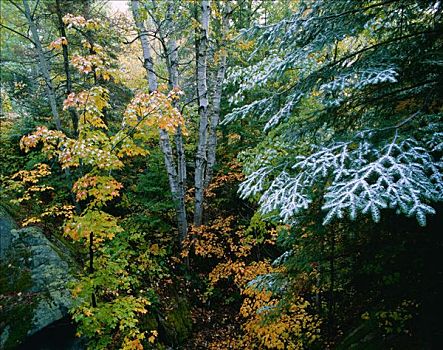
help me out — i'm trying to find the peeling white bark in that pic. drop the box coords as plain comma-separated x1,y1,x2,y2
132,0,188,244
204,3,231,188
194,0,211,226
131,0,157,92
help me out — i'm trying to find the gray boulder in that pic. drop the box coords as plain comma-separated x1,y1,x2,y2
0,207,76,349
0,206,17,259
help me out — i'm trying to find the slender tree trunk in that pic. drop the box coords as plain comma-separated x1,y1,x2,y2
165,0,188,243
194,0,210,226
204,3,231,188
328,231,336,340
23,0,81,213
204,56,226,188
131,0,188,244
23,0,61,131
174,127,187,244
55,0,79,134
132,0,157,92
89,232,97,307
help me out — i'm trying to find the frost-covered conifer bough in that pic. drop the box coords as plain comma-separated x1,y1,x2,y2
225,0,443,227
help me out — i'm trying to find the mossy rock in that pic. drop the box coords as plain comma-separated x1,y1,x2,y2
0,205,17,260
0,293,36,350
157,295,192,347
0,238,36,349
0,221,76,349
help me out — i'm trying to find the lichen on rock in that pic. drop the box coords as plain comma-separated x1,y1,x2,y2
0,206,77,349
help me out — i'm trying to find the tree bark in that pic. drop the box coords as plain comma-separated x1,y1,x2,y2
55,0,79,134
131,0,188,244
193,0,210,226
204,54,226,188
204,2,231,188
132,0,157,92
23,0,81,213
23,0,62,131
165,0,188,243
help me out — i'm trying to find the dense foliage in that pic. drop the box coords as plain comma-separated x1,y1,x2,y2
1,0,442,349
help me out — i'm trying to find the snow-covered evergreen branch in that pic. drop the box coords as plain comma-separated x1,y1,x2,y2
242,130,442,226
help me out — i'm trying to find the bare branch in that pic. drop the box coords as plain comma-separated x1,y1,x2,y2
0,23,35,44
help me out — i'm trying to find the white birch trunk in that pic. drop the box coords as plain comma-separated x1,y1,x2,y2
204,3,231,188
132,0,188,244
193,0,211,226
131,0,157,92
204,54,226,188
165,0,188,243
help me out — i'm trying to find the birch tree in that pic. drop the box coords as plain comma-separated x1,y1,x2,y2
131,0,188,244
131,0,232,244
194,0,232,225
164,0,188,243
204,1,231,189
193,0,211,226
